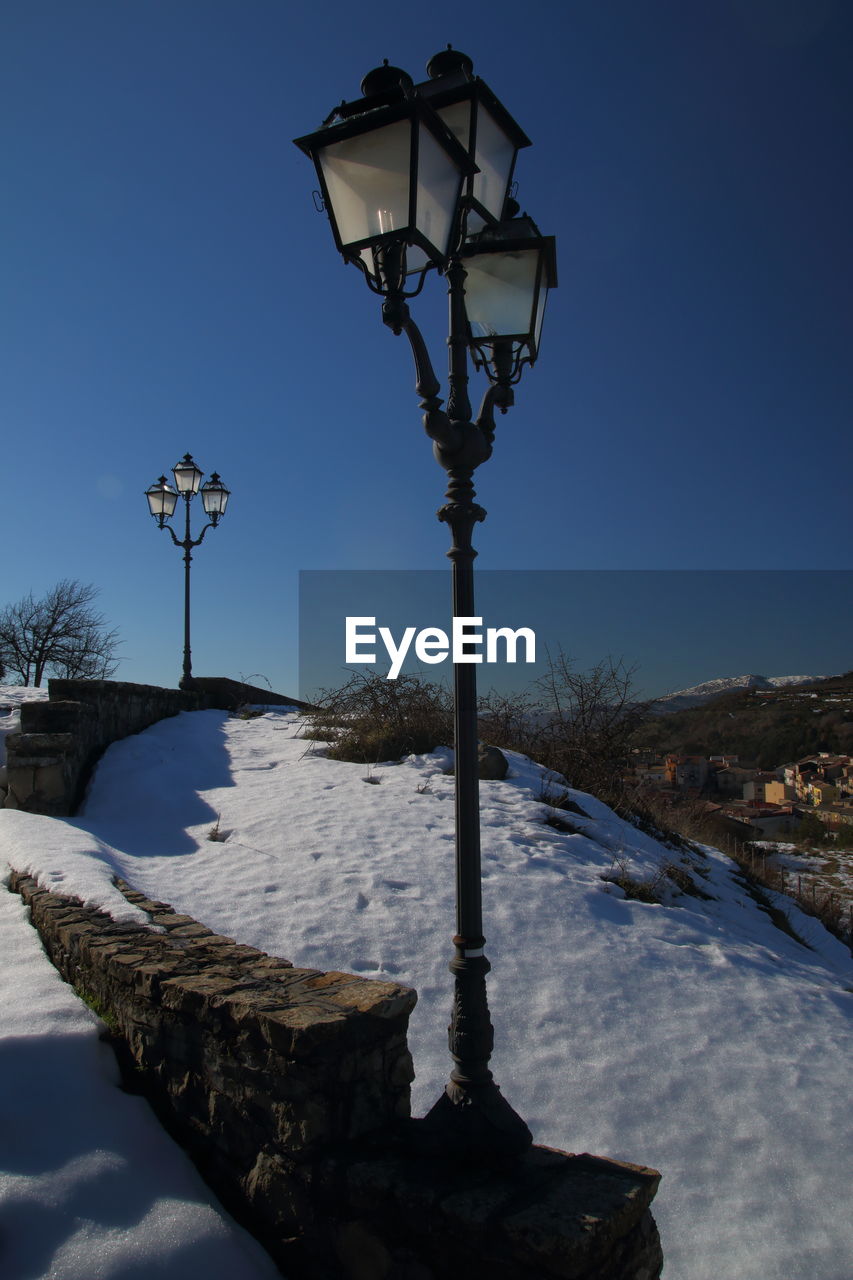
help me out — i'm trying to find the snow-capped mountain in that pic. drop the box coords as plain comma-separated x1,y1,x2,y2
650,673,818,714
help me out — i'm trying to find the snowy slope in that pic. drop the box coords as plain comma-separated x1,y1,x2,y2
0,872,283,1280
2,707,852,1280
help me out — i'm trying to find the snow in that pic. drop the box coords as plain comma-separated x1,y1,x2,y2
2,706,853,1279
763,841,853,902
0,685,51,712
0,868,283,1280
0,684,49,770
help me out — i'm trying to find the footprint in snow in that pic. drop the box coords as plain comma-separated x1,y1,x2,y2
355,892,370,911
310,852,323,861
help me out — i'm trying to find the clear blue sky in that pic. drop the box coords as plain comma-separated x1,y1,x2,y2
2,0,850,696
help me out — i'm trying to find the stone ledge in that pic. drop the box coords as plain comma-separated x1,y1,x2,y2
7,869,663,1278
271,1139,663,1280
9,875,414,1064
5,680,210,815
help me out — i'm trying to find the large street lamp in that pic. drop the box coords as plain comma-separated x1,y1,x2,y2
145,454,231,691
294,49,556,1156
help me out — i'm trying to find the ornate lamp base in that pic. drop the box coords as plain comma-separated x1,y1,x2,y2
419,1081,532,1158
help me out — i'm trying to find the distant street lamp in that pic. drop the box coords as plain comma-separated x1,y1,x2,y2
295,48,556,1155
145,454,231,690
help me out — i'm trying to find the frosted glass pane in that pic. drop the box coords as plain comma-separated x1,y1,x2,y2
319,120,412,247
202,487,228,516
147,484,177,518
464,249,539,338
534,281,549,355
436,101,472,151
173,463,202,494
403,243,430,275
359,242,430,280
415,122,462,258
473,106,515,222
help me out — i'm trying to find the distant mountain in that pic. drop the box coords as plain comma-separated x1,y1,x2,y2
650,674,818,715
633,673,853,769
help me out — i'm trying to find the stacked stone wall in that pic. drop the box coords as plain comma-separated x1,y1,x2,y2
3,680,207,814
8,871,663,1279
192,676,314,712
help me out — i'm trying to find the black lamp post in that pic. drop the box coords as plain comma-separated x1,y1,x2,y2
145,454,231,691
295,49,556,1156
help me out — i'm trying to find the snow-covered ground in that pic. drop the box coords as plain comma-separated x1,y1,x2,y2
764,840,853,907
0,868,284,1279
2,707,852,1279
0,684,49,772
0,685,51,712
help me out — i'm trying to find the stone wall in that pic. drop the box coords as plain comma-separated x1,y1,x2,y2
3,680,207,815
9,871,663,1279
192,676,315,713
2,677,312,816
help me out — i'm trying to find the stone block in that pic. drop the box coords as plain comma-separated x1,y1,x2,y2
259,1002,352,1057
479,743,509,779
334,1221,393,1280
20,701,91,734
388,1048,416,1089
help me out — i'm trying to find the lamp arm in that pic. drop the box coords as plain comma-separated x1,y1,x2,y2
160,522,183,549
401,314,462,452
158,521,216,550
189,522,216,549
475,381,514,445
381,293,494,474
382,293,462,454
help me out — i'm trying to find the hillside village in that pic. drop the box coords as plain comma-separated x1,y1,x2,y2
628,674,853,839
625,749,853,839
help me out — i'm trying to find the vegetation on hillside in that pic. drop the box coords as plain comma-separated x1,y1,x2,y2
302,667,853,948
306,653,647,799
631,675,853,769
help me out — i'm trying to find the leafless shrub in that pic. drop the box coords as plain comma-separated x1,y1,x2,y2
660,859,713,900
601,857,665,904
597,785,701,853
477,687,542,758
537,776,590,817
544,813,582,834
533,651,651,797
305,670,453,764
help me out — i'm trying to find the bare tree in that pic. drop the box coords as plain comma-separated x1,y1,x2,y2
533,650,650,796
0,580,121,686
477,651,652,799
